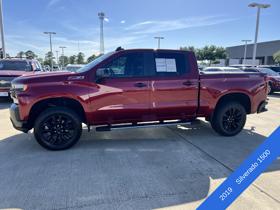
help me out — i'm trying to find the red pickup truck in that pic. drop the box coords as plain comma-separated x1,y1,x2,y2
9,49,268,150
0,59,42,98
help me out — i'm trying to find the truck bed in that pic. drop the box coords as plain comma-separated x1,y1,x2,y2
197,72,267,116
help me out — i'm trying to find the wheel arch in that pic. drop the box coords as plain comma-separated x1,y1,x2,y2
28,97,87,128
214,92,251,115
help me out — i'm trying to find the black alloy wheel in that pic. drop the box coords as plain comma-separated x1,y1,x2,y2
34,107,82,150
211,102,246,136
222,107,243,133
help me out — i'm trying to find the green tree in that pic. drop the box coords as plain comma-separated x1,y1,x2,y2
202,45,216,62
37,58,44,65
17,51,25,58
76,52,85,64
87,54,97,63
180,46,196,52
44,51,53,66
215,46,227,59
59,55,69,67
180,45,226,63
273,50,280,64
25,50,37,59
69,55,76,64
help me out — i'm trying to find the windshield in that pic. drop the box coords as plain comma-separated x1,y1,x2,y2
0,60,32,71
258,68,279,76
76,52,115,73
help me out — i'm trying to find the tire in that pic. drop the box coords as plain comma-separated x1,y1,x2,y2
268,83,273,95
211,102,246,136
34,107,82,150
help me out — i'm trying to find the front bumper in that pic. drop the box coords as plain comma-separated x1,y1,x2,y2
9,103,29,133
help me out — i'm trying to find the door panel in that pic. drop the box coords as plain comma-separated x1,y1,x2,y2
92,78,150,124
150,52,199,120
88,52,153,125
151,78,199,120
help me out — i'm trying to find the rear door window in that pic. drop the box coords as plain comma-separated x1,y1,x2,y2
153,52,189,76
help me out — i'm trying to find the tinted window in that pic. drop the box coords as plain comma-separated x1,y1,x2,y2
243,69,258,72
258,68,279,76
0,60,32,71
154,52,188,76
105,52,146,77
269,67,280,73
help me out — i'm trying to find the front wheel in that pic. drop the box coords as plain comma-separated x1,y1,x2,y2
34,107,82,150
268,83,273,95
211,102,246,136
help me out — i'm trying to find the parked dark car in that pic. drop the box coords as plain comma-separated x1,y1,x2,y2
0,59,42,98
10,48,268,150
258,65,280,75
243,67,280,94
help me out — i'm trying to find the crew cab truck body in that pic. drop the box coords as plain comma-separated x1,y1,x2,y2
9,49,268,150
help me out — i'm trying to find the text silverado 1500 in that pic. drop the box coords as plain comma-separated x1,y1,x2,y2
9,49,268,150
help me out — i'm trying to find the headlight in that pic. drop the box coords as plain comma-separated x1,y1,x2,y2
12,83,28,91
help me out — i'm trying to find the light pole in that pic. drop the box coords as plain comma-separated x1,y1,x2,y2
98,12,105,55
44,32,56,70
0,0,6,58
242,40,251,65
59,46,66,68
248,2,270,66
154,37,164,49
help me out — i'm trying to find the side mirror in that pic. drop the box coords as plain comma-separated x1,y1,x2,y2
96,68,112,82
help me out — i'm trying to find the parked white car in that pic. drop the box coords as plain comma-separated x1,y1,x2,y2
203,67,243,72
65,64,85,72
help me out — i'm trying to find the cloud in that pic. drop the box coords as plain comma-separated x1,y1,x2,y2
5,26,146,59
126,16,237,34
120,20,126,24
105,35,147,49
47,0,62,8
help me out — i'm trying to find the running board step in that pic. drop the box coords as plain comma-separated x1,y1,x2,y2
95,120,200,132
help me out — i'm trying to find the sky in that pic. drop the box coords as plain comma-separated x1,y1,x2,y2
3,0,280,59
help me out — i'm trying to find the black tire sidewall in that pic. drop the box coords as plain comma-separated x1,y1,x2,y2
211,102,246,136
268,83,273,95
34,107,82,150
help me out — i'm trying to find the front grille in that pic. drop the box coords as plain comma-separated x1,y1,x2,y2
0,77,14,88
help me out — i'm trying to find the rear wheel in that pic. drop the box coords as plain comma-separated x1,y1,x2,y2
211,102,246,136
34,107,82,150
